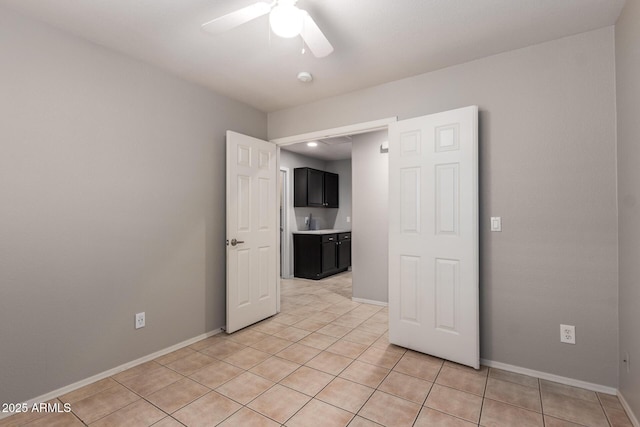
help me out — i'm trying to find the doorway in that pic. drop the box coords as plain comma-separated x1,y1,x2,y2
271,108,479,368
278,129,390,305
227,110,478,368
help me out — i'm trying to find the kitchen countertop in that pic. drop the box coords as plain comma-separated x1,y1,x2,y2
292,229,351,235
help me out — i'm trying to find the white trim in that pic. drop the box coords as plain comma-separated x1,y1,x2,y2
352,297,388,307
618,391,640,427
279,165,292,280
481,358,617,395
276,150,282,313
0,328,224,421
270,117,397,146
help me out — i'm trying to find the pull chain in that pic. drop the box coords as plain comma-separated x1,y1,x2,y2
300,17,306,54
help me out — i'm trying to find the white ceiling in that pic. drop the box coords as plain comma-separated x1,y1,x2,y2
282,135,353,161
0,0,625,113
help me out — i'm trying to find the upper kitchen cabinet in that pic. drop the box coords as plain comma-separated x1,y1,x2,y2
294,167,339,208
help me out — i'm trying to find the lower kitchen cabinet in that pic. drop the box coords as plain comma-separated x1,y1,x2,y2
337,233,351,269
294,232,351,280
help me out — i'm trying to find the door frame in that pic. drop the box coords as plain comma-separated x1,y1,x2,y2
271,117,397,300
270,117,397,147
280,166,292,279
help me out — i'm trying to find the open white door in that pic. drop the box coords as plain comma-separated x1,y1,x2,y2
226,131,278,333
388,106,479,368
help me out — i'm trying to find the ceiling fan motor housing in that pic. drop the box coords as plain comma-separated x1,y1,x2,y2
269,0,304,38
201,0,333,58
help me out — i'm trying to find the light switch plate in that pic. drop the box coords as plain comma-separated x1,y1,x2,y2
490,217,502,232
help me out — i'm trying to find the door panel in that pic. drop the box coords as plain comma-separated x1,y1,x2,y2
338,240,351,269
226,131,278,333
435,258,459,331
435,164,459,235
308,169,324,206
400,167,421,234
322,241,337,273
399,255,420,323
388,106,479,369
324,172,339,207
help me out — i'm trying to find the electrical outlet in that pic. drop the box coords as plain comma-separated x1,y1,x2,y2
135,312,145,329
560,324,575,344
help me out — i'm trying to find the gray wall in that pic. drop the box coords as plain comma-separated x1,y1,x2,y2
269,28,619,387
351,132,389,303
616,0,640,415
279,150,335,232
0,7,266,404
325,159,352,231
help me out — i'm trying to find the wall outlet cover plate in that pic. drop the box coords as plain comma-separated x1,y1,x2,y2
560,324,575,344
135,312,145,329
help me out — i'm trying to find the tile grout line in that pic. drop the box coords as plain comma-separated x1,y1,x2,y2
275,299,378,426
200,289,371,426
476,366,491,427
596,392,615,427
538,377,546,427
154,277,417,426
271,289,379,425
110,373,186,426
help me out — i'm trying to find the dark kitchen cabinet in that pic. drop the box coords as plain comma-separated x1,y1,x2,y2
294,167,339,208
337,232,351,269
323,172,339,208
322,238,338,272
293,232,351,280
306,168,324,207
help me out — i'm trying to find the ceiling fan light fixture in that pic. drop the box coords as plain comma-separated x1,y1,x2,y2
269,1,304,38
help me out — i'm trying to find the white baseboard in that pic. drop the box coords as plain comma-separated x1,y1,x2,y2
0,328,224,421
352,297,388,306
618,390,640,427
482,359,640,424
481,358,617,395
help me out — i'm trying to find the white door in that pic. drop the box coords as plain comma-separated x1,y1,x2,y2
388,106,479,368
226,131,278,333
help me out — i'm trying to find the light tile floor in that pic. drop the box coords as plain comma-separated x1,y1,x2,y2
1,271,634,426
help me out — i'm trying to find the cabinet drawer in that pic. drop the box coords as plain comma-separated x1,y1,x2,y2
338,232,351,241
322,234,338,243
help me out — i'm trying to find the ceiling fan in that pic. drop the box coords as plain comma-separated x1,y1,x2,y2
201,0,334,58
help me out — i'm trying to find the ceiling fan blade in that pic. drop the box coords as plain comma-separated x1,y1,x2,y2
300,11,334,58
201,2,271,35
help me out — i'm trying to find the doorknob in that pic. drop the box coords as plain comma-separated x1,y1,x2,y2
230,238,245,246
